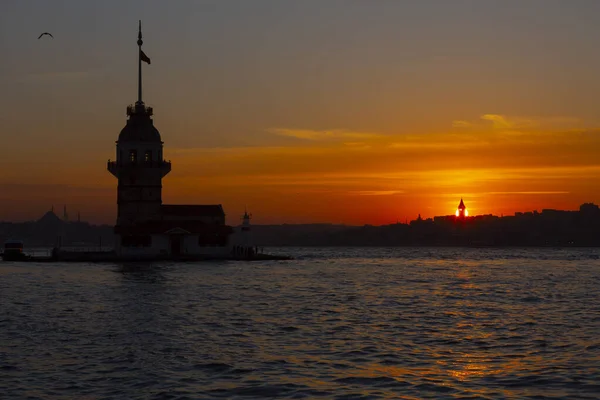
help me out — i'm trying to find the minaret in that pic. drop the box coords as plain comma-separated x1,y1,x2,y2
63,205,68,221
107,21,171,227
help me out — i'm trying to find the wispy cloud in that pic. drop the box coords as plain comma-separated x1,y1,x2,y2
453,114,584,131
441,191,570,198
481,114,514,129
484,191,570,195
388,136,483,150
268,128,384,141
452,120,473,128
350,190,405,196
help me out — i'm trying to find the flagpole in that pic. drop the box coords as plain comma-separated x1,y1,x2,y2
137,20,143,104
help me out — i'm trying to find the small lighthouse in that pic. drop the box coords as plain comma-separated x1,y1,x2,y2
456,198,468,218
241,208,252,232
233,207,255,256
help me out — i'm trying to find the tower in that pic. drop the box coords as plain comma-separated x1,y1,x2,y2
107,21,171,227
456,198,467,218
239,207,253,248
241,207,252,232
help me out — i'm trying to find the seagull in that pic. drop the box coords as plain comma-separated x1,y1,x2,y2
38,32,53,39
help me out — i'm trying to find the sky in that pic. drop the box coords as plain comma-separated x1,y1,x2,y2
2,0,600,225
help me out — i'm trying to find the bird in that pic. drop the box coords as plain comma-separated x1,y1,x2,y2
37,32,53,39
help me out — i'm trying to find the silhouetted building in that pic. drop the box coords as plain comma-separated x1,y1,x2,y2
0,206,114,248
106,22,246,257
580,202,600,215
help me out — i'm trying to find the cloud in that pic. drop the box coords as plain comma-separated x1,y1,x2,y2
268,128,384,141
484,191,570,195
452,120,473,128
453,114,584,132
441,191,570,198
388,137,483,150
480,114,514,129
343,142,372,150
350,190,405,196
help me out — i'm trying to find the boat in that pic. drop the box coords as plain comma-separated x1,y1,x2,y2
1,240,32,261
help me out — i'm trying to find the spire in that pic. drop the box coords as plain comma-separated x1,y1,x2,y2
137,20,143,105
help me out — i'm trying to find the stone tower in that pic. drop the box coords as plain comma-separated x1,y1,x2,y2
107,21,171,227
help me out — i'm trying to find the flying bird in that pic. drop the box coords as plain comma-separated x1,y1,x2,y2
38,32,53,39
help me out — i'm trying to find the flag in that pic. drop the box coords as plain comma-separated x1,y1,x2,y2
140,50,151,65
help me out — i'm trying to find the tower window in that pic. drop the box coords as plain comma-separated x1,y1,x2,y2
145,151,152,162
129,150,137,163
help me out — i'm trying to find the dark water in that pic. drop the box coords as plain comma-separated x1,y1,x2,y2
1,247,599,399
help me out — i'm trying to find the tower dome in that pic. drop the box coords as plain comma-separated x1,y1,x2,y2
117,19,160,144
118,105,162,143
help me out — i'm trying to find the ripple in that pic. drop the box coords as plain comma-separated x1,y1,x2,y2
1,247,599,399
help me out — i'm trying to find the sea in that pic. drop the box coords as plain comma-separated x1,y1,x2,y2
1,247,599,399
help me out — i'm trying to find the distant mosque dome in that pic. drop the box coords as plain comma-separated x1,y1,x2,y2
37,210,61,225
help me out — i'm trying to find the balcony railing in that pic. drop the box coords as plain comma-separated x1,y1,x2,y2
107,160,171,169
126,103,153,117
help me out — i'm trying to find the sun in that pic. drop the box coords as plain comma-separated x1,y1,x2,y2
456,209,469,216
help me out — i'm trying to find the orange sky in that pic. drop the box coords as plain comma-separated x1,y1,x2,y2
2,115,599,225
2,1,600,225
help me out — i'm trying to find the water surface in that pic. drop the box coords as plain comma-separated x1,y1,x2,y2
1,247,599,399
